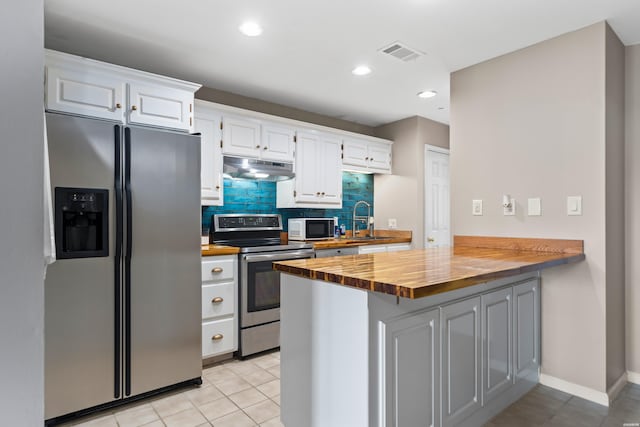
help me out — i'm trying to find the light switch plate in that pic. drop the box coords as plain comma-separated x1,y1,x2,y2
472,199,483,216
528,198,541,216
567,196,582,216
388,218,397,229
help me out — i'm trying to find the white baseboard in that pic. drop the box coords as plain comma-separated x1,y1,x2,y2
539,373,609,406
628,370,640,385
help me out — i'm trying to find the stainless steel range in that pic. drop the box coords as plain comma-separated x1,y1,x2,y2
211,214,314,357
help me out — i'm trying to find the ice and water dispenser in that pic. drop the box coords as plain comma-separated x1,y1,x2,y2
55,187,109,259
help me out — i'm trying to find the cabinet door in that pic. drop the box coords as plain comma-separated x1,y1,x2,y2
342,138,369,168
358,245,387,254
386,243,411,252
221,116,261,157
482,287,512,405
382,309,440,427
368,141,392,173
262,124,295,162
46,66,125,121
128,81,193,131
294,132,322,203
194,112,223,206
319,134,343,204
513,279,540,383
441,296,481,427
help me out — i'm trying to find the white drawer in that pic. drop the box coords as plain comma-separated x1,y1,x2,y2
201,257,235,282
202,282,235,319
202,318,235,357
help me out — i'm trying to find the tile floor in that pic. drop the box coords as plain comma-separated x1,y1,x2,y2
485,382,640,427
58,351,640,427
59,351,283,427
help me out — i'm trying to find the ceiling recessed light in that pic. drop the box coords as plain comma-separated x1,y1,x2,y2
417,90,437,98
239,21,262,37
352,65,372,76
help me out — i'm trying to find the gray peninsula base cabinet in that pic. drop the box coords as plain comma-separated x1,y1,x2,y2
280,272,540,427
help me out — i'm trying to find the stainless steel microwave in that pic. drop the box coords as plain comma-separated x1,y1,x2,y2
288,218,335,240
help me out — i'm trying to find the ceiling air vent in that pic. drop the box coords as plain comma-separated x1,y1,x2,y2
379,41,423,62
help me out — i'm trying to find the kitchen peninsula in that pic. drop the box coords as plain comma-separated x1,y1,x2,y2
273,236,585,427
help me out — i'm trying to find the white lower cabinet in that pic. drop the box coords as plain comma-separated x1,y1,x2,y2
358,243,411,254
315,247,359,258
201,255,238,359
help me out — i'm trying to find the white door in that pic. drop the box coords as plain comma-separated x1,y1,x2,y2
424,145,450,248
221,116,261,157
128,82,193,131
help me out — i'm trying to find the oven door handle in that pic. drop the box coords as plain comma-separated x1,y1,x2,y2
242,251,313,263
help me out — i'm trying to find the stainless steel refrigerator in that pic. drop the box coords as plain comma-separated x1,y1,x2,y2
44,112,202,423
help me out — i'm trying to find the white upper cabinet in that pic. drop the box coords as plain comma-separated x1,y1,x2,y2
194,101,223,206
261,124,295,161
342,137,392,174
221,116,262,158
128,82,194,131
45,65,125,121
44,50,200,132
277,131,342,208
221,116,295,163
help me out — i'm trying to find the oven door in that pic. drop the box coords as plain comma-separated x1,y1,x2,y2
240,250,313,328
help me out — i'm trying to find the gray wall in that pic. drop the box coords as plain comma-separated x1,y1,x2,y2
626,44,640,378
604,25,626,390
197,86,377,136
0,0,45,424
374,116,450,248
450,22,624,393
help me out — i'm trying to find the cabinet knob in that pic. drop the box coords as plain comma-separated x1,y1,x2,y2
212,334,224,341
115,103,122,109
263,146,268,150
211,297,224,304
211,267,223,274
365,157,369,160
427,237,435,243
215,185,220,190
321,192,325,196
131,105,138,111
256,145,261,149
370,157,374,161
316,192,321,196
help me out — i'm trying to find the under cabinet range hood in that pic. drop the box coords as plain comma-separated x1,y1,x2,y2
223,156,295,181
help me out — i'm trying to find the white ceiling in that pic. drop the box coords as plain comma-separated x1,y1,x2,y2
44,0,640,127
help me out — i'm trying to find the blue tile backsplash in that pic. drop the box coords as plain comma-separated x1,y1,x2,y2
202,172,373,232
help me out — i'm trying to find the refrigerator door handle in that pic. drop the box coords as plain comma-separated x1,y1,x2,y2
124,127,132,396
114,125,123,399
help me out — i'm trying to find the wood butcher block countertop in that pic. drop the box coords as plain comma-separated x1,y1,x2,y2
201,244,240,256
273,236,586,299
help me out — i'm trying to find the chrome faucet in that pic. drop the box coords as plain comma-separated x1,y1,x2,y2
352,200,373,238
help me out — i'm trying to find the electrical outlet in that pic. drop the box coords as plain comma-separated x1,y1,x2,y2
388,218,397,229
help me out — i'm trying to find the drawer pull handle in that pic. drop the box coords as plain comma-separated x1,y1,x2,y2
212,334,224,341
211,267,223,273
211,297,224,304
